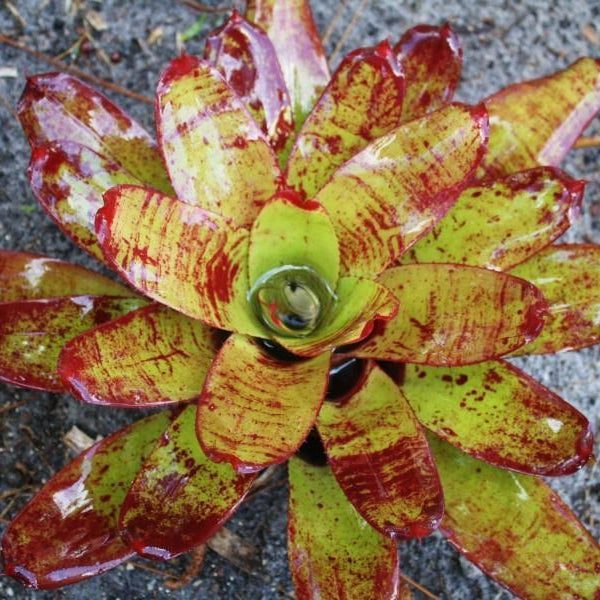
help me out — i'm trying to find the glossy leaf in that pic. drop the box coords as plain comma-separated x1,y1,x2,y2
286,41,405,198
246,0,330,126
315,103,488,277
430,435,600,598
318,365,443,538
395,24,462,121
482,57,600,178
405,167,584,270
288,457,399,600
276,277,398,357
350,264,547,365
511,244,600,354
248,191,339,287
197,334,329,472
18,72,171,193
156,54,281,227
29,141,144,262
205,10,294,155
1,412,170,589
96,185,263,337
0,295,146,391
120,405,255,559
404,360,593,475
59,304,220,407
0,250,132,302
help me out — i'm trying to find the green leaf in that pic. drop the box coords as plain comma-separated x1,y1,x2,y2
350,264,547,365
96,185,263,337
119,405,255,559
2,412,170,589
288,457,400,600
197,334,329,472
315,103,488,277
405,167,584,271
0,295,147,391
286,41,404,198
0,250,132,302
318,364,443,538
481,57,600,177
510,244,600,355
59,304,219,407
156,54,282,227
430,435,600,598
404,360,592,475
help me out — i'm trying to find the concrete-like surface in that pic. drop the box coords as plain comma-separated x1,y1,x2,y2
0,1,599,598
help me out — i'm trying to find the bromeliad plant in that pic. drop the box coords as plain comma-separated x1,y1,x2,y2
1,0,600,597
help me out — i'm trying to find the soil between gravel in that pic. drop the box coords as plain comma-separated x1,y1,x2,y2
1,1,600,598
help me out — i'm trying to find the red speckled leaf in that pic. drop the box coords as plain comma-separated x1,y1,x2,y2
18,72,172,193
286,41,405,198
155,54,281,226
119,405,255,560
318,364,443,538
511,244,600,355
482,57,600,178
276,277,398,358
315,103,488,277
197,334,329,472
395,24,462,121
28,141,145,262
404,360,593,476
246,0,330,126
349,264,547,365
205,10,294,156
59,304,220,407
96,185,263,337
1,412,171,589
0,295,147,391
288,457,400,600
405,167,585,270
430,435,600,598
0,250,132,301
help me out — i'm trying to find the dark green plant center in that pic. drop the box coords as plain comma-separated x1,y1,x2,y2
249,266,335,338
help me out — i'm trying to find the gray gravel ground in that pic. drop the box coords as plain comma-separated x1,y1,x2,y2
1,0,600,598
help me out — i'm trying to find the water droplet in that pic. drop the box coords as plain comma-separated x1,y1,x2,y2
249,266,335,338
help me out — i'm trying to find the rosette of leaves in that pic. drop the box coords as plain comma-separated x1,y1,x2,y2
1,1,600,597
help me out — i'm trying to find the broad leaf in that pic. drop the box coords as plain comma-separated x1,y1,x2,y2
96,185,263,336
0,296,146,391
405,167,584,270
120,405,255,559
288,457,400,600
18,72,171,192
248,192,339,287
205,10,294,155
197,334,329,472
59,304,219,407
156,54,281,227
403,360,592,475
482,57,600,177
286,41,405,198
350,264,547,365
315,103,488,277
511,244,600,354
0,250,131,301
276,277,398,357
430,435,600,598
246,0,330,127
1,412,170,589
29,141,144,262
318,365,443,538
395,24,462,120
